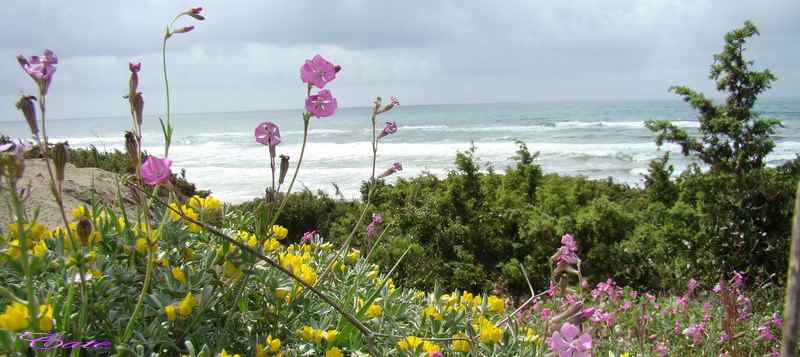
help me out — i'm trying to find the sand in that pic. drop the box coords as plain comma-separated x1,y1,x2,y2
1,159,137,230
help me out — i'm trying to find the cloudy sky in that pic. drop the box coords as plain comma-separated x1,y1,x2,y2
1,0,798,120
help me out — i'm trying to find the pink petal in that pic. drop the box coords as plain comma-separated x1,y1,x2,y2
551,333,569,352
560,323,580,342
576,333,592,350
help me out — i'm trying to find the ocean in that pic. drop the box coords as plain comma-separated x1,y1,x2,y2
2,98,799,203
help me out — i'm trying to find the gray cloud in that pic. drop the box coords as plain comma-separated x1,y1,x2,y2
1,0,797,121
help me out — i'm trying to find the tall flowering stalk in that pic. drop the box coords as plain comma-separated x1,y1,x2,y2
160,6,204,158
16,50,93,342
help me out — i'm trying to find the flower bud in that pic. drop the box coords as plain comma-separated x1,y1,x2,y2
52,142,68,181
76,217,93,248
376,162,403,179
124,131,140,167
372,97,382,115
265,188,276,205
132,93,144,126
187,7,205,20
334,65,342,73
15,95,38,135
172,25,195,34
128,63,140,95
278,155,290,184
549,301,584,325
375,96,399,115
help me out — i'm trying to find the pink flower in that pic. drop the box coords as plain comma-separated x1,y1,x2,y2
429,352,443,357
561,234,577,251
140,156,172,185
772,313,782,328
391,96,400,106
305,89,338,118
384,121,398,134
18,50,58,95
255,121,281,146
392,162,403,172
372,213,383,224
687,278,698,294
302,231,316,243
654,343,667,356
129,62,141,72
551,322,592,357
300,55,336,89
366,224,377,236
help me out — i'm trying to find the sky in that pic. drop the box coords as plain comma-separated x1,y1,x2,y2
0,0,798,121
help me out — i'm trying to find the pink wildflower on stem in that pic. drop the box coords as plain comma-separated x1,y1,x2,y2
377,121,398,140
366,224,377,236
305,89,338,118
551,322,592,357
140,156,172,185
300,55,336,89
374,96,399,115
255,121,281,157
377,162,403,179
372,213,384,224
18,49,58,95
301,230,316,243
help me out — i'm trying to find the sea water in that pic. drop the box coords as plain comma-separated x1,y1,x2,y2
2,98,798,203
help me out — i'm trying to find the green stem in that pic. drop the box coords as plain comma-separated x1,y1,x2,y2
9,180,37,332
268,118,309,228
122,246,154,342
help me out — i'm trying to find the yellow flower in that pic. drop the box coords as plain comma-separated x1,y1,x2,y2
190,195,221,210
38,303,54,331
135,238,147,253
172,266,187,284
621,354,631,357
272,225,288,239
296,326,314,340
274,287,291,300
165,305,177,321
225,262,242,279
452,333,471,352
325,347,344,357
178,292,197,316
263,238,280,252
487,295,505,313
346,249,361,263
423,305,442,321
397,336,422,351
264,335,281,353
313,329,324,343
33,239,47,256
71,206,87,218
184,247,195,260
86,250,97,265
246,234,257,247
8,239,20,259
298,265,317,284
366,303,382,319
477,321,503,344
367,264,380,279
255,345,265,357
324,330,339,342
220,349,240,357
0,301,29,331
422,341,440,353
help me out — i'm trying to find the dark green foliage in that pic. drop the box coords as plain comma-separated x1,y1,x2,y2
644,21,796,283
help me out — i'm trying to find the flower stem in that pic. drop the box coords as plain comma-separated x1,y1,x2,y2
268,118,309,228
122,246,154,342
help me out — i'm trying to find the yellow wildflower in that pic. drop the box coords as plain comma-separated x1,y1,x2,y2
33,239,47,256
296,325,314,340
452,333,471,352
172,266,187,284
184,247,195,260
165,305,176,321
263,238,280,252
264,335,281,353
0,301,29,331
190,195,220,210
346,249,361,263
621,354,631,357
423,305,442,321
271,225,288,240
324,330,339,342
220,349,240,357
488,295,505,313
366,303,382,319
274,287,291,300
135,238,147,253
38,303,54,331
8,239,20,259
367,264,380,279
422,341,440,354
255,345,265,357
397,336,422,351
325,347,344,357
178,291,197,316
225,262,242,279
